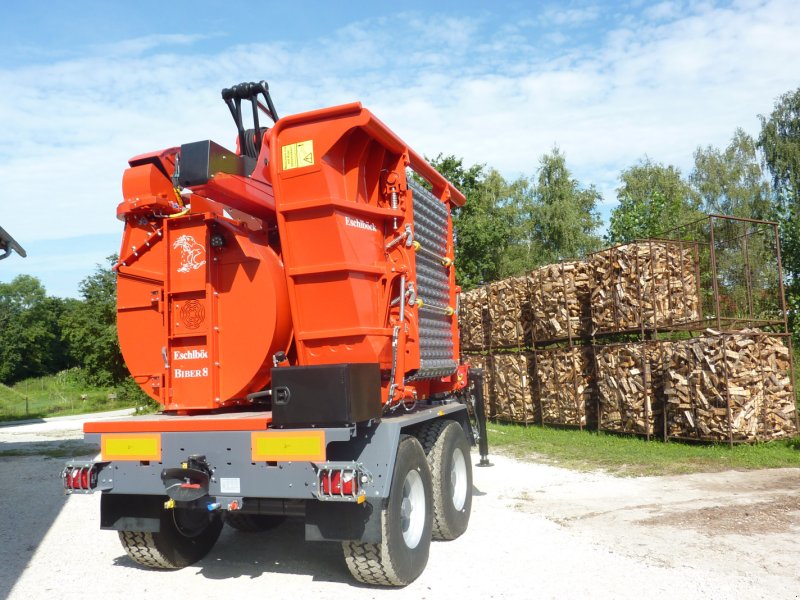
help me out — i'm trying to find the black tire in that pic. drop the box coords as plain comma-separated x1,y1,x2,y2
342,435,433,586
225,512,286,532
119,503,223,569
416,419,473,540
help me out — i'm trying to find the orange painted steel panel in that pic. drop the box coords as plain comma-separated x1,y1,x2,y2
85,413,272,434
251,430,326,462
101,433,162,461
116,210,292,410
268,103,462,404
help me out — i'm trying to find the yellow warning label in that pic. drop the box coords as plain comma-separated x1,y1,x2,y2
281,140,315,170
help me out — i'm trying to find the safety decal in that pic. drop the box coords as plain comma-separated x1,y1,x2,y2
281,140,315,170
173,235,207,273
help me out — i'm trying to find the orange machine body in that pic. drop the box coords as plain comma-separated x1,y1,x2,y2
116,103,466,412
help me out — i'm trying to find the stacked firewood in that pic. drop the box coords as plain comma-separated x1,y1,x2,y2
491,353,536,423
529,261,592,341
459,286,489,351
595,342,674,436
591,241,700,334
664,330,797,441
486,276,533,348
463,354,494,419
533,346,594,428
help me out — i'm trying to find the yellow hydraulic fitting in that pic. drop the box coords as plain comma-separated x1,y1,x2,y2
164,499,176,510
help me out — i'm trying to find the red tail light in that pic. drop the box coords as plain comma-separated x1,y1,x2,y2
319,469,358,496
63,465,97,492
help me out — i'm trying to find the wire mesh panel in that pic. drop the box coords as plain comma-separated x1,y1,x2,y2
486,276,533,349
661,215,787,333
533,346,594,428
595,341,674,438
590,241,701,335
491,352,536,423
459,286,490,352
664,330,797,443
529,261,592,343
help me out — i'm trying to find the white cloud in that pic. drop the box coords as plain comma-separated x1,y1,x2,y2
91,33,218,57
540,6,602,26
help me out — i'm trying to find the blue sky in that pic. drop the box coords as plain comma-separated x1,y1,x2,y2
1,0,799,297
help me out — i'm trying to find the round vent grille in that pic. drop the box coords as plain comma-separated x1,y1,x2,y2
181,300,205,330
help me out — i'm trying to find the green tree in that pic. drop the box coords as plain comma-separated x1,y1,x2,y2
429,155,516,288
0,275,68,383
608,158,701,243
691,129,772,219
521,148,603,265
757,88,800,338
690,130,778,322
60,256,126,386
430,150,602,286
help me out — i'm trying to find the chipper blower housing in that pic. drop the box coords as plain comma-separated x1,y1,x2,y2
64,81,489,587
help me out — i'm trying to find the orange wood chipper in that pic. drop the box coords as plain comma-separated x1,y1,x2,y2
63,81,489,586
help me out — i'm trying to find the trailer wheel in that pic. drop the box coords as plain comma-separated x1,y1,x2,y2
118,504,223,569
226,513,286,532
342,434,433,586
416,419,473,540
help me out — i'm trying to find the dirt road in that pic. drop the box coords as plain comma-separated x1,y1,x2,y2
1,414,798,599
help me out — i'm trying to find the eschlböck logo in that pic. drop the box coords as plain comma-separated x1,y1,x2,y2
345,216,378,232
173,349,208,361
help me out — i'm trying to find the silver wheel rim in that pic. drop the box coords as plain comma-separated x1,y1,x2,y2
450,448,468,511
400,469,426,548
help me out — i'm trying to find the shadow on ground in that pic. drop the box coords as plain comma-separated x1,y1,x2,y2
111,518,353,584
0,440,95,599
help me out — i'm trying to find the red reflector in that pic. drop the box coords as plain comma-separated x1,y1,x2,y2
320,470,357,496
65,466,95,491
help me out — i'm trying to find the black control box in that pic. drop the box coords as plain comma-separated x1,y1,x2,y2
177,140,255,187
271,363,382,428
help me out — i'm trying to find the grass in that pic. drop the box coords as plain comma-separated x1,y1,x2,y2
0,370,137,421
487,422,800,476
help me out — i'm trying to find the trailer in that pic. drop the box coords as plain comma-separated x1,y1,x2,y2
63,81,489,586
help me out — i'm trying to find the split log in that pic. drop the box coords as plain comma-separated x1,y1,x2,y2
595,342,674,436
664,329,797,442
491,353,536,423
530,261,591,342
533,346,594,428
591,241,700,334
486,276,533,348
459,286,490,352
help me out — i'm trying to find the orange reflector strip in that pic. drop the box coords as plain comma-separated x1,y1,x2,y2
251,430,326,462
101,433,162,461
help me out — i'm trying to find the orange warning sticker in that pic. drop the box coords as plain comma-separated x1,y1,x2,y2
281,140,315,170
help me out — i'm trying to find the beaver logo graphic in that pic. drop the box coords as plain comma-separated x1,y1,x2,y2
173,235,207,273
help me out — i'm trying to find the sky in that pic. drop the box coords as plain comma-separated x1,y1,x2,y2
1,0,798,298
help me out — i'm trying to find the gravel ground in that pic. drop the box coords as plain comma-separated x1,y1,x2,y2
1,413,799,600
